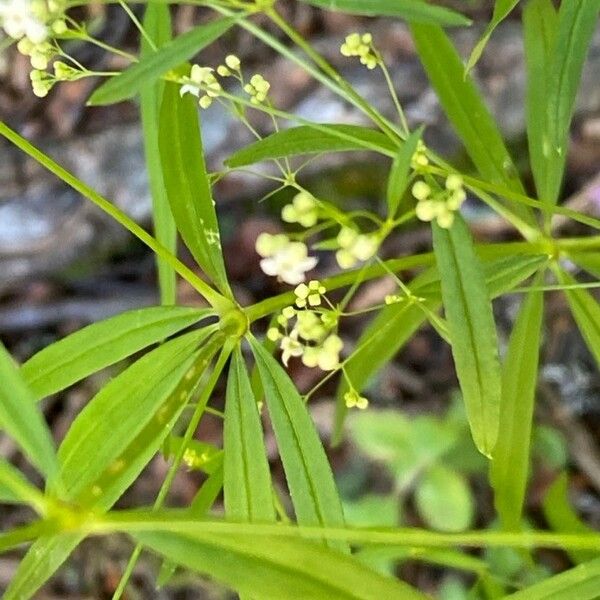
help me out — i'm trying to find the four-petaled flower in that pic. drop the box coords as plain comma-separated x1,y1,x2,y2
256,233,317,285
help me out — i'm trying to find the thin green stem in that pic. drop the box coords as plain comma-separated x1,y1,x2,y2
117,0,157,51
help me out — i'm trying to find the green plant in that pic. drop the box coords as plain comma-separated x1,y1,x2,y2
1,0,599,598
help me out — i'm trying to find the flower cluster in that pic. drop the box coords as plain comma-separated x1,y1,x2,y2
335,227,379,269
413,174,467,229
1,0,69,96
256,233,317,285
1,0,65,45
216,54,241,77
268,288,343,370
411,140,429,171
282,191,319,228
340,32,378,70
180,64,223,109
244,73,270,105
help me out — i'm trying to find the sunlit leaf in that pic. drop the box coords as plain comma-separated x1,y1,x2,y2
21,306,210,399
0,342,58,481
224,347,275,521
249,337,348,551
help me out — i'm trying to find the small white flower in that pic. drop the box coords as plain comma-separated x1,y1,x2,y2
257,233,318,285
281,330,304,366
1,0,48,43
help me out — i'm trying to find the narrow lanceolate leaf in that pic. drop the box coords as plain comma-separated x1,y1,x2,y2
386,127,423,217
0,458,45,507
432,216,502,457
0,342,58,481
135,529,426,600
160,81,231,296
21,306,209,399
249,337,347,550
506,556,600,600
491,275,544,530
543,473,598,565
410,23,534,225
542,0,599,205
224,347,275,522
88,17,235,105
141,3,177,305
333,254,547,445
226,124,397,168
298,0,471,27
465,0,520,74
523,0,558,203
5,331,222,600
571,252,600,280
557,270,600,367
55,329,206,500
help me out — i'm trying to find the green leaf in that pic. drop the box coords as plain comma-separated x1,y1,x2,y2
432,215,502,457
0,458,44,507
505,556,600,600
465,0,520,74
5,330,222,600
571,252,600,279
225,124,397,168
410,23,534,224
541,0,599,205
224,347,275,522
490,275,544,531
557,270,600,367
298,0,471,26
334,254,547,444
160,81,231,295
55,329,206,500
157,464,224,587
386,127,422,217
415,465,474,532
141,3,177,305
21,306,209,399
543,473,597,565
249,337,348,551
0,342,59,481
88,17,235,105
523,0,558,203
135,528,425,600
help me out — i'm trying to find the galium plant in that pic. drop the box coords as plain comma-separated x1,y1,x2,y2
0,0,599,598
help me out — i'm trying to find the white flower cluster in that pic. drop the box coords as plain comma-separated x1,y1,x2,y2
340,32,378,70
413,174,467,229
1,0,67,95
256,233,317,285
267,285,343,371
343,389,369,410
244,73,270,105
335,227,379,270
180,64,223,109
